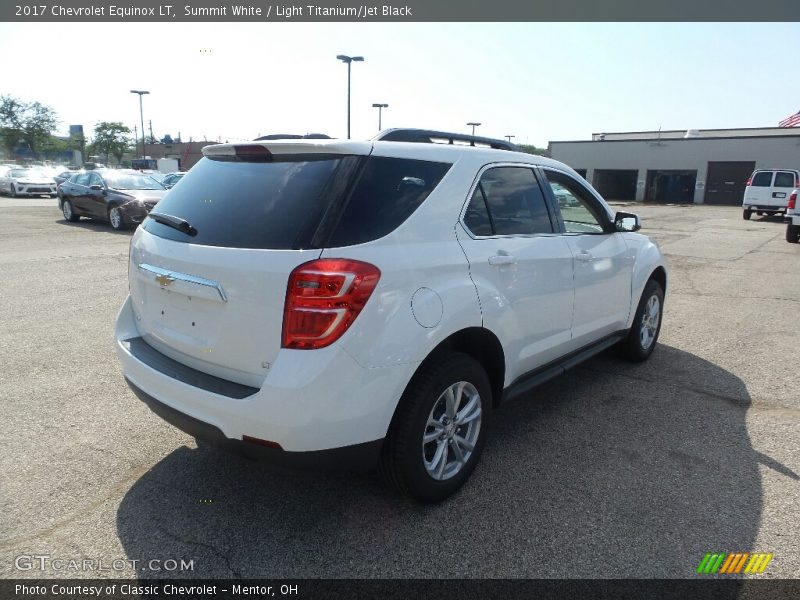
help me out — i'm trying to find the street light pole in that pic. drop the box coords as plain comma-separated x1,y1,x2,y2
467,122,481,136
505,135,515,142
130,90,150,159
372,103,389,130
336,55,364,139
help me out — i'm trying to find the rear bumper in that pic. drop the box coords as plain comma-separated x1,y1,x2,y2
126,377,383,471
115,295,415,456
743,204,786,212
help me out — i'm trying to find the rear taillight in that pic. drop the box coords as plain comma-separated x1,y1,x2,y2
789,192,797,210
745,178,752,186
282,259,381,350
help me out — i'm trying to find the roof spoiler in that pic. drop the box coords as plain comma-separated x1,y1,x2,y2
253,133,332,140
374,128,517,151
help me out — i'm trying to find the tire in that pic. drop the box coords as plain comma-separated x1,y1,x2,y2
743,209,752,220
379,353,492,503
618,279,664,362
108,205,126,231
61,199,79,222
787,223,800,244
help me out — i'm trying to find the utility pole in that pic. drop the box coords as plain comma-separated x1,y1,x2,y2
372,103,389,131
467,122,481,136
336,55,364,139
130,90,149,158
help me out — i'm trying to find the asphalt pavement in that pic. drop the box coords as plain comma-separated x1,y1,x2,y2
0,200,798,579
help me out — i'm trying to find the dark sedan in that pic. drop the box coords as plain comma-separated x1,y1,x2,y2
59,170,167,230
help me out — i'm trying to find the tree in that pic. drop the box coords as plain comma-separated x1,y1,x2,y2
517,143,550,158
90,122,132,165
0,95,59,159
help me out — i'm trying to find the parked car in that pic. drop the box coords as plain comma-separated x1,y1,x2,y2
742,169,800,220
137,169,165,184
161,172,186,189
54,169,81,186
0,168,58,197
59,169,167,230
786,189,800,243
115,130,667,502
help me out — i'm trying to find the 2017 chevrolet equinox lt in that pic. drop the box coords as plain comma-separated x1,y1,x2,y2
116,129,667,502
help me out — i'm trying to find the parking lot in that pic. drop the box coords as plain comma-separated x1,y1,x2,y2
0,200,798,579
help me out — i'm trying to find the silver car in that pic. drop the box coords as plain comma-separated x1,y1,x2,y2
0,168,58,197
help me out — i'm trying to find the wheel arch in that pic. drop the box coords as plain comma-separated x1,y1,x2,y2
401,327,506,411
649,265,667,295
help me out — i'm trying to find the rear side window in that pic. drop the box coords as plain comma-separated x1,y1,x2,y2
463,167,553,236
327,157,451,247
751,172,773,187
142,155,351,249
775,172,796,188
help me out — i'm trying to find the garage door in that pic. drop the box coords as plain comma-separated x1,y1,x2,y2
704,161,755,205
593,169,638,201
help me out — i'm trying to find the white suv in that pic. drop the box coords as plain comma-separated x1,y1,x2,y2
115,129,667,502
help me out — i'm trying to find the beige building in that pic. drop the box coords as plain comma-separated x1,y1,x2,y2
141,141,217,170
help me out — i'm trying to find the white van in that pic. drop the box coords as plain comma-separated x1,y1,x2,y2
742,169,800,220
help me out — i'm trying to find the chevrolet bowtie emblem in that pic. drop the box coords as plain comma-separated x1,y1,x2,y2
155,274,175,287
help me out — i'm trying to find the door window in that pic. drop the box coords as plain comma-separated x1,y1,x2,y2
543,170,607,234
87,173,103,187
463,167,553,236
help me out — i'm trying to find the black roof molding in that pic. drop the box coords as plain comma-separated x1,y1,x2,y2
374,128,517,151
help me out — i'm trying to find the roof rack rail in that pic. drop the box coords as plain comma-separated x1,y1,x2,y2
254,133,332,141
374,128,517,151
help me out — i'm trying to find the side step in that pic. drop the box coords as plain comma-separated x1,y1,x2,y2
502,332,626,402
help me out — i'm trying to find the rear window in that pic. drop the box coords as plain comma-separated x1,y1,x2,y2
774,172,796,188
751,172,773,187
142,155,348,250
142,154,451,250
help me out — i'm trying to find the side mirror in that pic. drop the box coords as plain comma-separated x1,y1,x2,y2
614,211,641,232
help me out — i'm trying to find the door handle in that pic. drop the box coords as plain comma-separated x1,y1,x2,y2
488,254,516,266
575,250,594,262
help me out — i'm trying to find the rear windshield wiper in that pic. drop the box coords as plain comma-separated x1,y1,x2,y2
148,212,198,237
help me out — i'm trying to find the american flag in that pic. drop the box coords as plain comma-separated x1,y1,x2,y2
778,110,800,128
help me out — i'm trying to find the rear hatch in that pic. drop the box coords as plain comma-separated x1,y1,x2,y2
128,141,371,387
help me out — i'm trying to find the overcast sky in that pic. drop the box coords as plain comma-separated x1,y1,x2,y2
1,22,799,147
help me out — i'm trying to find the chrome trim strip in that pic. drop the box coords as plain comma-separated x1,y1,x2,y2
137,263,228,302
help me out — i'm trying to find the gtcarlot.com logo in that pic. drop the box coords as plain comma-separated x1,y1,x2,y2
696,552,773,575
15,555,194,573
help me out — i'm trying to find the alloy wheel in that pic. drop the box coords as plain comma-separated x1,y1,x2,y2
422,381,482,481
639,294,661,350
109,207,122,229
